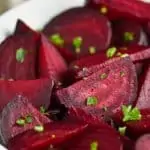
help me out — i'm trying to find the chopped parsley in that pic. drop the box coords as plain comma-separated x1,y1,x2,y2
118,126,127,136
124,32,134,41
73,36,83,53
122,105,142,122
106,47,117,58
34,125,44,132
16,118,25,126
16,48,27,63
90,141,98,150
50,33,64,47
25,115,33,123
86,96,98,106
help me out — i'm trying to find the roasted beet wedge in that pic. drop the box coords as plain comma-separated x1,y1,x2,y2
0,33,38,80
0,78,54,111
60,123,123,150
43,7,112,59
14,19,37,35
8,120,88,150
0,95,51,145
113,109,150,138
135,134,150,150
136,65,150,109
56,57,137,121
88,0,150,21
112,19,148,46
38,34,67,83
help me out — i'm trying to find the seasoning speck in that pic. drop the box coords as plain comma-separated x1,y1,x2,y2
100,73,107,79
34,125,44,132
100,6,108,14
124,32,134,41
51,134,56,138
89,46,96,55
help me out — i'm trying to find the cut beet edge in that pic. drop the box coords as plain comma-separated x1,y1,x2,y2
0,95,51,145
38,34,67,84
60,123,123,150
56,56,137,121
88,0,150,22
0,78,54,111
8,120,88,150
43,7,112,60
135,134,150,150
0,33,39,80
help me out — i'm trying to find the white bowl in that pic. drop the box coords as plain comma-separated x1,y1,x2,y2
0,0,149,149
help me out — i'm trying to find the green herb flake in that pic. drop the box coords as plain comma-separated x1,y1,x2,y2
120,71,125,77
106,47,117,58
16,118,26,126
16,48,26,63
90,141,98,150
124,32,134,41
40,106,46,114
89,46,96,55
86,96,98,106
118,126,127,136
100,73,107,79
73,37,83,53
100,6,108,14
34,125,44,132
122,105,142,122
25,115,33,123
50,34,64,47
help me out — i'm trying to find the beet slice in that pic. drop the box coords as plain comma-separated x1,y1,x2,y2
88,0,150,22
14,19,37,35
60,123,123,150
112,19,148,47
38,34,67,83
43,7,112,59
0,78,54,111
135,134,150,150
136,65,150,109
0,95,51,145
8,120,88,150
0,33,38,80
56,57,137,120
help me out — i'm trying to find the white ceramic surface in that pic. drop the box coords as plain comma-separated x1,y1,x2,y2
0,0,150,149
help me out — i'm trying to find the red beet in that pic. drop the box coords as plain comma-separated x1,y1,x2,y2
0,33,38,80
112,19,148,46
0,95,51,145
8,120,88,150
88,0,150,22
136,65,150,109
38,34,67,83
56,57,137,120
0,78,54,111
14,19,37,35
135,134,150,150
43,7,112,60
60,123,123,150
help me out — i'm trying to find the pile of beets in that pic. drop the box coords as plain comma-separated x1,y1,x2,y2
1,0,150,149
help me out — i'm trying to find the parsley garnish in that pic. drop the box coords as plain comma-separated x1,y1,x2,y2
90,141,98,150
118,126,127,136
124,32,134,41
50,33,64,47
86,96,98,106
16,48,27,63
106,47,117,58
122,105,142,122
